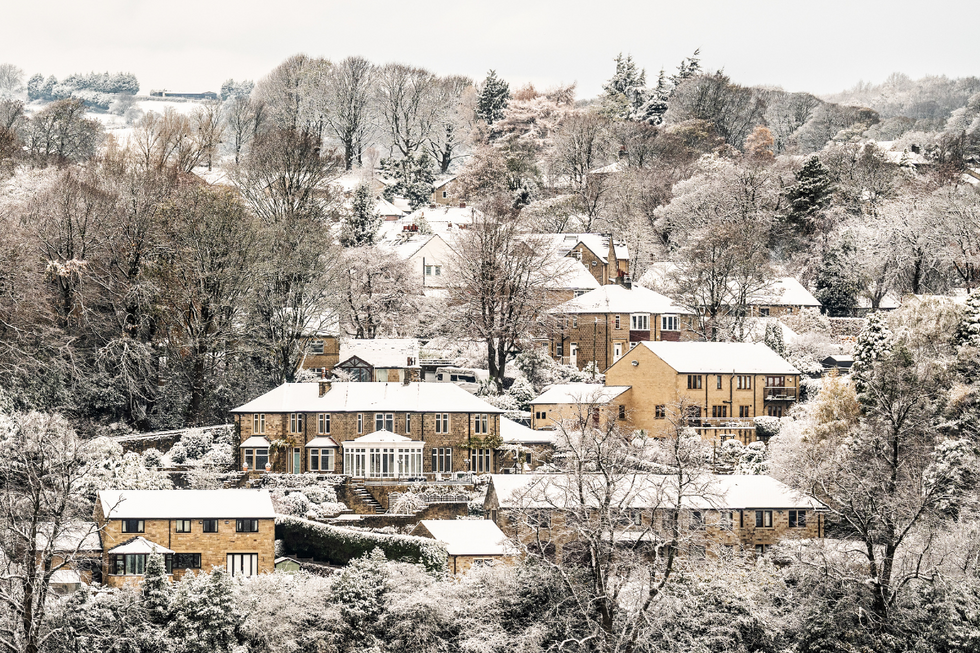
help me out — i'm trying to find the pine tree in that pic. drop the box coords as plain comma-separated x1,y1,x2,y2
852,311,893,395
168,568,241,653
815,240,862,317
380,152,435,210
141,553,172,625
476,70,510,125
340,184,382,247
785,156,835,236
603,53,646,98
764,321,786,356
26,73,43,101
954,288,980,348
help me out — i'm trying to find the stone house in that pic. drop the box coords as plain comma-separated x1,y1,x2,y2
485,473,825,559
746,277,822,317
499,416,556,471
529,383,630,431
548,284,694,371
230,381,505,477
411,519,514,574
95,489,276,588
335,338,422,383
604,341,801,441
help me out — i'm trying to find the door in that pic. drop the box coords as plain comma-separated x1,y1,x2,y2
569,344,578,367
613,342,623,362
292,448,301,474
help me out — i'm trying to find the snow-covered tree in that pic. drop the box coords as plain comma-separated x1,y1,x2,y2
476,70,510,125
380,152,435,211
954,288,980,348
764,321,786,356
340,184,382,247
852,311,893,395
784,155,834,238
142,553,172,626
168,568,242,653
331,548,390,649
814,238,863,317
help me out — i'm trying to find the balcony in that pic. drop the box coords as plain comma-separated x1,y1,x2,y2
764,386,797,401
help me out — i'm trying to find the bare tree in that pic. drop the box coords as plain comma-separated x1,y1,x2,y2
340,247,420,339
224,95,266,165
0,64,23,96
24,99,103,165
375,63,441,158
0,411,103,653
191,100,225,171
324,56,376,170
426,75,475,174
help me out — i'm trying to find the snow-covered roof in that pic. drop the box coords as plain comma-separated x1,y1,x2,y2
338,338,420,369
240,435,271,448
36,523,102,552
347,430,416,445
553,284,691,315
634,341,799,375
433,175,457,190
106,536,175,555
500,417,555,444
530,383,631,406
99,490,276,520
855,294,901,310
388,234,435,260
749,278,821,307
306,436,340,448
50,569,83,585
231,382,505,414
376,197,404,217
489,474,825,511
417,519,511,556
589,161,626,175
545,258,601,291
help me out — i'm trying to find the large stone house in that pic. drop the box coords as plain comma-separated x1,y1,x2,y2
605,341,801,440
529,383,631,431
485,473,826,558
95,489,276,588
548,284,693,371
231,381,505,477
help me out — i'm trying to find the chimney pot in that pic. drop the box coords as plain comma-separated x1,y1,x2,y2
318,380,332,397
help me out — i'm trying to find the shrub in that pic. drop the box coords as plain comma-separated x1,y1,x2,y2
754,416,782,440
169,442,187,465
142,448,163,467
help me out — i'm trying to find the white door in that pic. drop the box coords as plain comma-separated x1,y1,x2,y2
569,344,578,367
613,343,623,362
227,553,258,577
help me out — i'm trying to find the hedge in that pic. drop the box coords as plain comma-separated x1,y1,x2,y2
275,515,447,572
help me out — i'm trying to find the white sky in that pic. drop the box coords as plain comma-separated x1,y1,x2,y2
3,0,978,99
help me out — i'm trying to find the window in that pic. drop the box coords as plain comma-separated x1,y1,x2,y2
534,410,547,420
375,413,394,432
203,519,218,533
432,447,453,473
471,448,492,473
243,448,268,471
766,376,785,388
405,413,411,434
759,307,770,317
614,315,621,329
755,510,773,528
687,375,702,390
661,315,678,331
474,413,489,434
789,510,807,528
290,413,304,434
739,405,751,418
755,544,771,556
121,519,144,533
737,375,751,389
787,307,794,314
425,265,443,276
442,190,448,199
767,406,783,417
309,448,335,472
572,316,578,328
435,413,450,434
175,519,191,533
227,553,259,577
711,405,728,418
174,553,201,570
720,511,733,530
690,511,704,530
112,554,172,576
310,339,324,354
472,558,495,568
252,413,265,434
527,510,551,528
655,405,666,419
618,405,626,420
716,375,722,389
630,313,650,330
236,519,259,533
357,414,363,434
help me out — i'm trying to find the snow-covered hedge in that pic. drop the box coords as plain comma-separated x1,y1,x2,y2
254,473,345,489
275,515,447,572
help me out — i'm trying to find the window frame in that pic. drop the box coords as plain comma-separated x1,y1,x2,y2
661,314,678,331
173,553,201,570
318,413,330,434
202,519,218,533
121,519,144,534
175,519,192,533
789,510,807,528
252,413,265,434
655,405,666,419
375,412,394,432
630,313,650,331
687,375,702,390
435,413,450,434
236,518,259,533
755,510,773,528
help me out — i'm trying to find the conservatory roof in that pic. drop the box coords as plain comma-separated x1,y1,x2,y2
99,489,276,520
106,536,175,555
345,430,421,446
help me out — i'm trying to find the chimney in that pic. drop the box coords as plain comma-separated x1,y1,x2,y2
459,201,466,208
318,380,331,397
402,374,411,386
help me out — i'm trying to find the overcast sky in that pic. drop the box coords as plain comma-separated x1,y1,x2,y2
3,0,978,99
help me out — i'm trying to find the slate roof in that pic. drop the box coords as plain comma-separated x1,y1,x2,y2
231,382,504,414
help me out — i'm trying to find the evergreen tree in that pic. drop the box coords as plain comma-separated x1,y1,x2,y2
785,156,835,236
603,53,646,98
380,152,436,210
852,311,893,395
669,48,702,92
331,548,390,649
26,73,43,101
168,568,241,653
340,184,382,247
815,240,862,317
476,70,510,125
41,75,57,100
954,288,980,348
141,553,172,626
764,321,786,356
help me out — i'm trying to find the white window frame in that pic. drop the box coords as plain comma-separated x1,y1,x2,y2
375,413,394,432
661,315,678,331
227,553,258,577
318,413,330,434
252,413,265,434
289,413,304,434
630,313,650,331
435,413,450,434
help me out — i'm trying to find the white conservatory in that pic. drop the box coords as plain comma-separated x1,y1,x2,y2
342,430,424,479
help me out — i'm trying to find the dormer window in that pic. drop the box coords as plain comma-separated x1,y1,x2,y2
630,314,650,331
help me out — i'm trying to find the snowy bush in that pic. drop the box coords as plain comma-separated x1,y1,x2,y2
180,429,213,460
276,515,447,572
303,485,337,505
753,416,782,440
142,448,163,468
169,442,187,464
79,438,173,500
389,492,427,515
